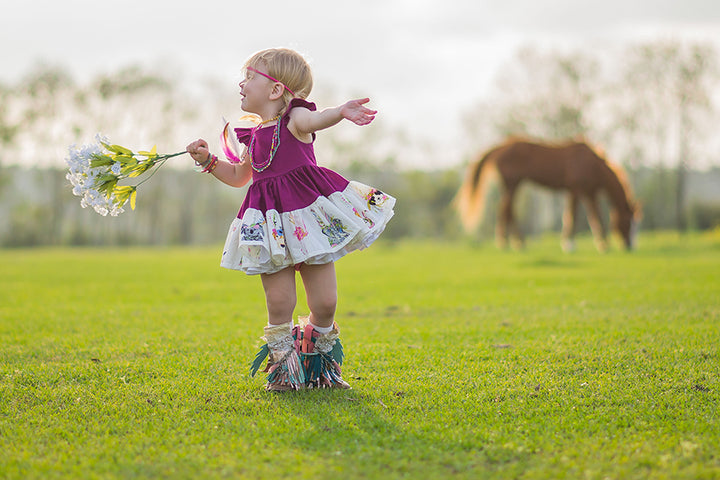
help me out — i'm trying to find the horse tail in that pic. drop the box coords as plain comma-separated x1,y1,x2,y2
454,147,499,232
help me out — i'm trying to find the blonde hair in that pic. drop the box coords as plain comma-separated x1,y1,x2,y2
244,48,313,116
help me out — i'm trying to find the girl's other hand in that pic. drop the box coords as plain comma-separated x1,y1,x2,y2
341,98,377,126
186,139,210,164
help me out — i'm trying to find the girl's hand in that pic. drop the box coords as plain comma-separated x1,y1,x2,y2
340,98,377,126
186,139,210,164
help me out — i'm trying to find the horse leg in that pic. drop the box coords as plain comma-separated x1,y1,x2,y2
562,192,579,252
582,195,608,252
495,187,510,249
497,184,523,249
508,186,525,249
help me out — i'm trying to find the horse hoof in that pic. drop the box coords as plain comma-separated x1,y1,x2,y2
562,240,576,253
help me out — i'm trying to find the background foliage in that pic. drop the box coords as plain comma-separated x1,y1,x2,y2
1,40,720,247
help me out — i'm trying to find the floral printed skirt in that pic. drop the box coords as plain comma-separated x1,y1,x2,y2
220,181,396,275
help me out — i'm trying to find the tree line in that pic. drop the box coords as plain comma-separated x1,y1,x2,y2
1,39,719,247
1,163,718,248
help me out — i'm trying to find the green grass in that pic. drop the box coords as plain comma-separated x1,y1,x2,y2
1,232,719,479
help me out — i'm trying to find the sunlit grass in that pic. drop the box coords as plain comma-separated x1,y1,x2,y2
1,232,718,479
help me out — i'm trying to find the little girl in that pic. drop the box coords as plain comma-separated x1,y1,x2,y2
186,48,395,391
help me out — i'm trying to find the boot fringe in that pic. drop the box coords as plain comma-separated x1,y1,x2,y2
302,351,350,389
300,323,350,389
249,344,270,378
249,319,349,390
264,350,305,391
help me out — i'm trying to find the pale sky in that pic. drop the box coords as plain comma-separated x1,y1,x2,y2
3,0,720,167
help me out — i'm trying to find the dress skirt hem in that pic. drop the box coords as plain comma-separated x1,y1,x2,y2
220,181,395,275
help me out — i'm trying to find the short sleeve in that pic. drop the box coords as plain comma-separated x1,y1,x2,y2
287,98,317,113
234,128,253,146
282,98,318,141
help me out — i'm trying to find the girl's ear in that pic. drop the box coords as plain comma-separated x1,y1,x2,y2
269,83,284,100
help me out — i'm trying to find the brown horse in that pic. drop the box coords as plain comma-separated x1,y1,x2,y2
455,139,641,251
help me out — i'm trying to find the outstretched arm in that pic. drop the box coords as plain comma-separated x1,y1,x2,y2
288,98,377,141
186,139,252,188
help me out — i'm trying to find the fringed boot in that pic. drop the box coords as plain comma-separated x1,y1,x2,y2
298,316,351,389
250,321,305,392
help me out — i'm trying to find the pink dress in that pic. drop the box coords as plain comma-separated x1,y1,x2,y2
220,98,396,275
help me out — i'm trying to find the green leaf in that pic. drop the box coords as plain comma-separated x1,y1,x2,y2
107,144,133,155
120,160,139,176
111,186,134,207
137,145,158,157
128,163,152,178
114,155,134,164
103,180,118,199
96,174,117,187
89,154,113,168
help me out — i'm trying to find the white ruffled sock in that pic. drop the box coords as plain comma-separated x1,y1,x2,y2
310,322,334,334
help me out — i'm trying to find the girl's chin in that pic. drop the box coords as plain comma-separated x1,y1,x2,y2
240,100,257,114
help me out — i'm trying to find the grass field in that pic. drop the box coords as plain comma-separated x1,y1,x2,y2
1,232,719,479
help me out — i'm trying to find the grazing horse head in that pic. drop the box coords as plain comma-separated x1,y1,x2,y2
605,160,642,250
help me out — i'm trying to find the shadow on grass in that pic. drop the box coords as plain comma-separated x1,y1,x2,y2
519,257,585,268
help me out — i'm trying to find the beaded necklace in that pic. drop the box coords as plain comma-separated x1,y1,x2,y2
249,114,282,172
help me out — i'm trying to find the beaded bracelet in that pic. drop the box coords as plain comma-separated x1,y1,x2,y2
195,153,218,173
202,154,219,173
195,152,211,169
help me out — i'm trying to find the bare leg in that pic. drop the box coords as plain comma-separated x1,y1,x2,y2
297,262,349,389
298,262,338,329
562,193,579,252
260,267,297,326
258,268,303,391
582,195,608,252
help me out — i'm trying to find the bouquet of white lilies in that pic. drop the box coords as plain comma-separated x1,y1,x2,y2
66,134,185,216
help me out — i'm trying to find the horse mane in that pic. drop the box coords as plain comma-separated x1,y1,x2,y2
572,140,637,215
606,161,632,198
603,159,637,215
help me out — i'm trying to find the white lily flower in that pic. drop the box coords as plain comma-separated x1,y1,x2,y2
65,134,185,216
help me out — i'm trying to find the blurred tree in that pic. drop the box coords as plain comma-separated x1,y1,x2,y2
487,47,601,141
621,40,718,231
93,66,170,99
21,64,74,121
0,84,20,146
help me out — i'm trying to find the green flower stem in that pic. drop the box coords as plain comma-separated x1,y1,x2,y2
133,152,186,188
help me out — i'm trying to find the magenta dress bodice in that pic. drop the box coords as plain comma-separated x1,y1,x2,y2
220,98,395,275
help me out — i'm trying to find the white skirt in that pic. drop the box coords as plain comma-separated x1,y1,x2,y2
220,181,396,275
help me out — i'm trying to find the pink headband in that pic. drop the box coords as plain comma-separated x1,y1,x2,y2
246,67,295,96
